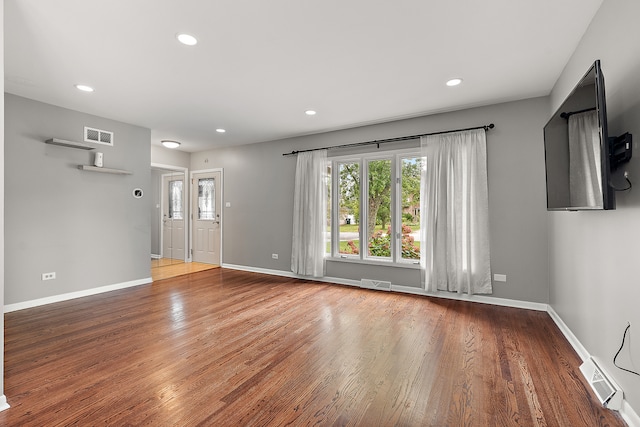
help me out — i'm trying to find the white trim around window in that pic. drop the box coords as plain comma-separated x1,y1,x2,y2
328,148,423,266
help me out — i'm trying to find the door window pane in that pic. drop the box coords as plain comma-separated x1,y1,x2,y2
400,156,422,260
198,178,215,220
338,162,360,255
367,159,392,258
168,180,183,220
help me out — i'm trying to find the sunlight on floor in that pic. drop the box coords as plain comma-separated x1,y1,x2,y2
151,258,219,281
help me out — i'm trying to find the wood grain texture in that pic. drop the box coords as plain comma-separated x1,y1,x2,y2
151,259,219,281
1,269,626,426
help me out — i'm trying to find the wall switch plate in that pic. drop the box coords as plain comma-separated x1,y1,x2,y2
493,274,507,282
42,272,56,281
272,253,279,259
225,202,231,208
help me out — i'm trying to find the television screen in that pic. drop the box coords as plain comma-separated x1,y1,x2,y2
543,60,613,210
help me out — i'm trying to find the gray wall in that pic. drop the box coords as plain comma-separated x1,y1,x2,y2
548,0,640,413
191,96,550,303
4,94,151,305
151,145,190,170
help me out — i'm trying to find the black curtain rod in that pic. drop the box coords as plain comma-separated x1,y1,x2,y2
282,123,495,156
560,107,595,120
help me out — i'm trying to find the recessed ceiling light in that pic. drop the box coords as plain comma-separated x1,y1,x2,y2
446,78,463,87
216,128,226,133
161,140,181,149
75,84,94,92
176,33,198,46
305,110,317,116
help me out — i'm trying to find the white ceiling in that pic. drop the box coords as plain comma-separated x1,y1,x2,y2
5,0,603,153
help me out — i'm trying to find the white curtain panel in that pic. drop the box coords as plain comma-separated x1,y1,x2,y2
420,129,492,294
291,150,328,277
568,110,602,207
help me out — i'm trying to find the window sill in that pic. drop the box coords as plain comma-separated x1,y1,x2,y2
326,256,421,269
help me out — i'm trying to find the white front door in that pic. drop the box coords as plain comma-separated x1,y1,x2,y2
192,171,221,265
162,173,186,261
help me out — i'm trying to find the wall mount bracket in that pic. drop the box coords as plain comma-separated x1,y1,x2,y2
610,132,632,171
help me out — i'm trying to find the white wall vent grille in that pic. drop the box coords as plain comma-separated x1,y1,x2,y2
360,278,391,291
579,357,622,410
84,127,114,146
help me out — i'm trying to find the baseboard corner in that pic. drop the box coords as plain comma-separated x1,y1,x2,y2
546,305,590,361
0,395,10,412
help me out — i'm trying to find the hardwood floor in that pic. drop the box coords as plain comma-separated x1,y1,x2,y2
151,258,219,281
1,269,625,426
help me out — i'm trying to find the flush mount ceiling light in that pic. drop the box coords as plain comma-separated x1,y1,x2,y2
75,84,94,92
176,33,198,46
216,128,226,133
161,140,181,149
305,110,317,116
446,78,463,87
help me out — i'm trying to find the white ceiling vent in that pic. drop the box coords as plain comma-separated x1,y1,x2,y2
84,126,114,146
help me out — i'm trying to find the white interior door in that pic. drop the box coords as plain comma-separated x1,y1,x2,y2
162,173,186,262
192,171,221,265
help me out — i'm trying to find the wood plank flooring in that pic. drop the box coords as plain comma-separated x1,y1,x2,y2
1,269,626,426
151,258,219,281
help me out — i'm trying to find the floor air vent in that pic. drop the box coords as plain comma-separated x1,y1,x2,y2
360,278,391,291
84,126,114,146
579,357,622,410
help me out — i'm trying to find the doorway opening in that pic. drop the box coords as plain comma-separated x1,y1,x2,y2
191,169,223,266
151,164,188,280
150,165,222,281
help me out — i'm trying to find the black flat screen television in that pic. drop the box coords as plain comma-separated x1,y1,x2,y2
543,60,614,211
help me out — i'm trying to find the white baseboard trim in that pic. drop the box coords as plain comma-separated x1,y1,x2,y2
223,263,299,278
393,284,548,311
547,305,640,425
620,399,640,427
222,263,361,287
546,305,590,361
0,395,9,412
151,254,161,259
221,264,547,311
4,277,153,313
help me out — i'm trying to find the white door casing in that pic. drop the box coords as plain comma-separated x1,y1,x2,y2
192,170,222,265
162,173,186,261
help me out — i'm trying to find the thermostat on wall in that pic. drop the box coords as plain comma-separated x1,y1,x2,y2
132,188,144,199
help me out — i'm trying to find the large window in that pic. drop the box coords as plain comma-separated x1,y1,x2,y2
329,150,423,264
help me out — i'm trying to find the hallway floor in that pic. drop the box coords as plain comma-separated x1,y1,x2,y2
151,258,219,281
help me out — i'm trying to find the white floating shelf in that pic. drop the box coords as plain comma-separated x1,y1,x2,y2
45,138,95,150
78,165,132,175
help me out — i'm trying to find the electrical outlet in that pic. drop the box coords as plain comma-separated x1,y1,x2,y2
41,272,56,281
272,253,279,260
493,274,507,282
